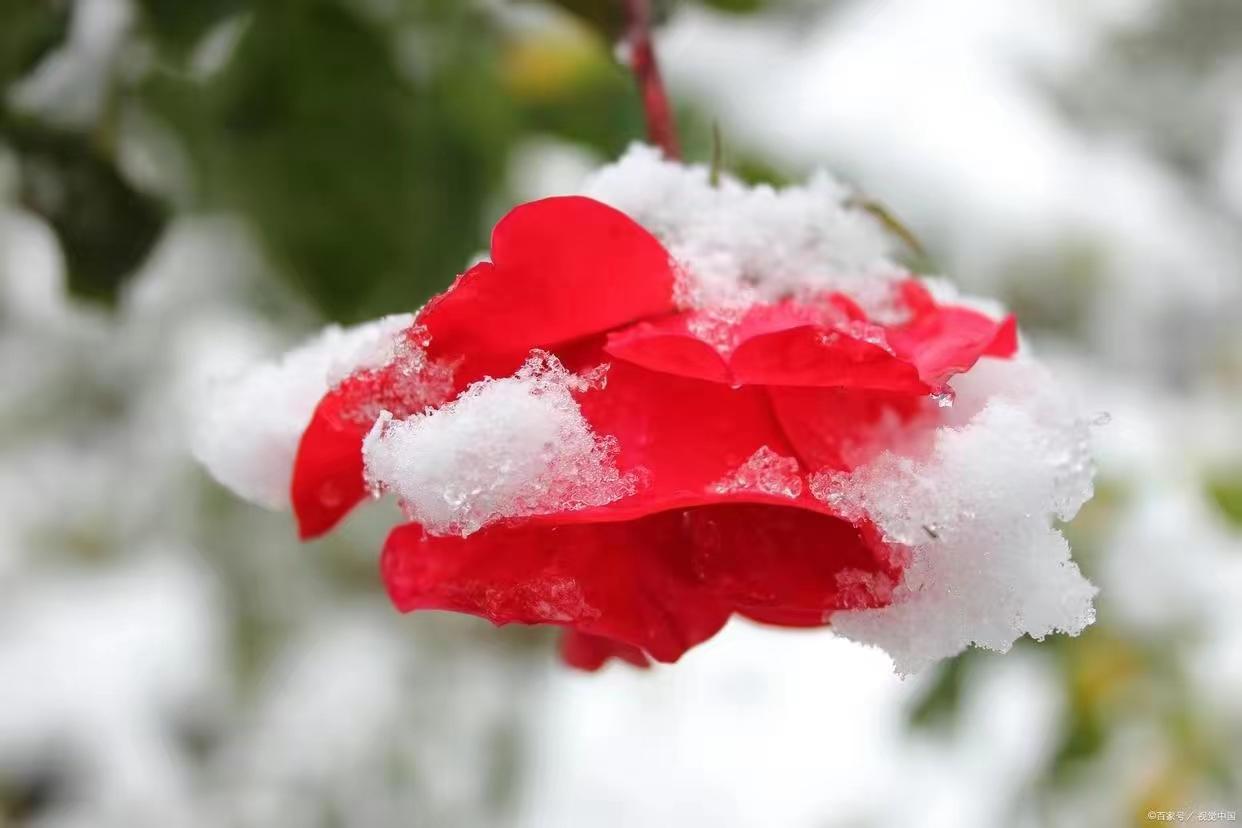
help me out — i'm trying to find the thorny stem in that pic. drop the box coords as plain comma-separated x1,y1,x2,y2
623,0,681,160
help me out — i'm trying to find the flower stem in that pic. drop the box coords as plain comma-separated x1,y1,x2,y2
623,0,681,160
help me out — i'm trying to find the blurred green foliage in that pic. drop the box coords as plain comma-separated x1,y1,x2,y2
1,0,168,304
1206,472,1242,530
145,1,511,321
0,2,69,89
6,118,168,305
0,0,781,322
549,0,762,38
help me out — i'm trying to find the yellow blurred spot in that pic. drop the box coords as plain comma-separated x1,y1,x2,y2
1070,630,1141,710
1132,764,1192,827
502,29,607,102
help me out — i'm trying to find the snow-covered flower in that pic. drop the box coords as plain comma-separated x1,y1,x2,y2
196,147,1096,673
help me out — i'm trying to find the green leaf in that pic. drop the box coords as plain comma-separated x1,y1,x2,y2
0,0,70,88
847,195,927,259
543,0,628,39
697,0,764,13
149,0,510,322
1048,703,1106,782
908,654,968,729
133,0,247,57
4,120,166,305
541,0,680,40
1206,472,1242,530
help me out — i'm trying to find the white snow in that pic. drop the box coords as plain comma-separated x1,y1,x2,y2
191,313,412,510
582,144,905,316
0,554,225,822
363,353,636,536
812,358,1097,674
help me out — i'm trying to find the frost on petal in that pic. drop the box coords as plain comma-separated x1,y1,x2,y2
710,446,804,499
192,314,412,510
581,144,903,315
363,354,637,537
810,358,1097,675
289,324,460,539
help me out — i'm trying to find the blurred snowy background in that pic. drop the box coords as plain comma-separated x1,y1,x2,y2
2,0,1241,825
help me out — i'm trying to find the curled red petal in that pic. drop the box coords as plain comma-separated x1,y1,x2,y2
560,630,652,671
291,327,459,538
730,325,929,392
602,299,871,387
290,391,370,539
765,386,928,472
604,315,731,384
381,518,731,664
575,358,796,500
419,196,677,386
678,502,900,620
734,294,859,340
887,280,1019,386
985,313,1018,357
898,279,937,315
382,498,903,667
887,308,1017,385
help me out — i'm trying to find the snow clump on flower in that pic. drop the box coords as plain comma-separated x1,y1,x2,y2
362,354,636,537
811,358,1097,674
582,143,902,316
191,314,411,510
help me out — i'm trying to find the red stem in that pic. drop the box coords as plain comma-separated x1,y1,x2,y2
624,0,681,160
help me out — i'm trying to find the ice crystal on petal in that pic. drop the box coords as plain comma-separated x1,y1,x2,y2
687,305,748,356
834,568,897,610
711,446,804,499
192,314,412,510
362,354,637,537
811,357,1097,674
836,320,894,353
338,325,459,429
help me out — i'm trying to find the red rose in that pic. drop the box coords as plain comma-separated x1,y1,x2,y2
288,195,1016,669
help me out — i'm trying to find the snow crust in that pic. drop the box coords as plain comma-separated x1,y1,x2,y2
191,314,412,510
362,354,635,537
582,144,905,316
812,358,1097,674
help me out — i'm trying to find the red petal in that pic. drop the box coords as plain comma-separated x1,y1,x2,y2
382,499,903,667
985,314,1018,357
887,281,1019,386
602,299,867,387
766,386,928,472
419,196,677,386
575,359,796,501
678,503,900,620
730,325,928,392
604,314,731,384
739,521,905,626
898,279,937,315
291,329,458,538
381,518,731,664
290,391,370,539
560,630,652,670
734,294,859,339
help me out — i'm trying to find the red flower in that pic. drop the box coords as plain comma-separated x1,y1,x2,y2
290,196,1016,669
